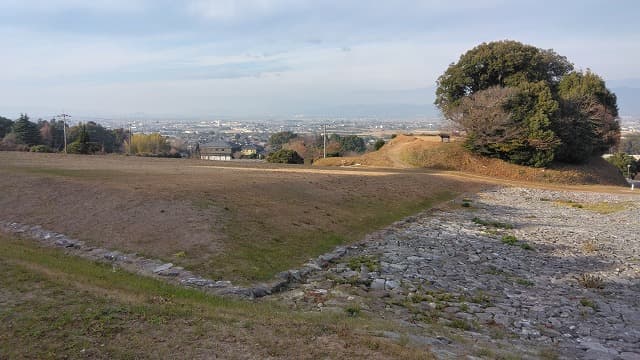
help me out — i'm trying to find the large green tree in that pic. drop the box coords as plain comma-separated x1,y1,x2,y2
267,149,303,164
12,114,42,147
67,123,100,154
338,135,366,153
268,131,297,151
435,40,619,167
0,116,13,139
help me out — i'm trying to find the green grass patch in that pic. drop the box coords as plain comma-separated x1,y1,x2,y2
515,278,534,287
449,319,472,331
210,191,456,282
553,199,634,214
501,235,518,245
579,298,598,310
472,217,513,229
519,242,534,251
348,255,380,272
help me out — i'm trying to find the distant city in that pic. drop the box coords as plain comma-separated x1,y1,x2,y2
15,113,638,152
62,116,448,148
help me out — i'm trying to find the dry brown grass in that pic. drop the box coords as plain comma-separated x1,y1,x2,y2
582,240,600,253
315,135,628,187
0,151,489,282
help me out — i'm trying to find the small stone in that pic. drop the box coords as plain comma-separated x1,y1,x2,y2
619,352,640,360
385,280,400,290
153,263,174,273
370,279,385,290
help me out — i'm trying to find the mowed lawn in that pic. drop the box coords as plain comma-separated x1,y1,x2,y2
0,234,433,359
0,152,488,282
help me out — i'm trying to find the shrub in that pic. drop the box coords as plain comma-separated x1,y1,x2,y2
30,145,52,153
345,304,361,317
374,139,386,151
348,255,379,272
578,274,604,289
501,235,518,245
519,242,534,251
266,149,303,164
579,298,598,310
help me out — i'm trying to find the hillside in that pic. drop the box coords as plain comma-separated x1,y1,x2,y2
314,135,629,186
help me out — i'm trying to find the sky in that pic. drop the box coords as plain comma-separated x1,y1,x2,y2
1,0,639,119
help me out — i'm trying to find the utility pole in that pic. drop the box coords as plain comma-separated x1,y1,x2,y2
323,124,327,158
129,123,133,155
56,113,70,153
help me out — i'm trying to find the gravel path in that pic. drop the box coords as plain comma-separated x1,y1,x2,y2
283,187,640,359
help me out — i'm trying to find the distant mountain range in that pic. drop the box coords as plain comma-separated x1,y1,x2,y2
2,84,638,122
613,87,640,116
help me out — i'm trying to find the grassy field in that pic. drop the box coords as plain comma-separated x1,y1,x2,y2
0,152,488,283
0,234,433,359
1,150,624,358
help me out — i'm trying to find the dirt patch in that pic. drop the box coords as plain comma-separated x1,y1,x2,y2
0,167,226,269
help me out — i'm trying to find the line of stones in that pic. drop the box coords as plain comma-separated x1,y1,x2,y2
0,221,358,299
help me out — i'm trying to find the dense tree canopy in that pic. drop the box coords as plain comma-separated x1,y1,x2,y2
0,116,13,139
435,40,620,167
268,131,297,151
337,135,366,153
267,149,303,164
68,121,122,153
67,123,100,154
12,114,41,147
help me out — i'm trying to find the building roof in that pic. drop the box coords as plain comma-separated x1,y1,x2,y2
201,140,232,148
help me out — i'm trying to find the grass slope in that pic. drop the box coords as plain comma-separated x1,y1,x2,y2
0,234,432,359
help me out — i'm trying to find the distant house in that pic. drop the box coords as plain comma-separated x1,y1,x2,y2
200,140,232,161
240,144,257,157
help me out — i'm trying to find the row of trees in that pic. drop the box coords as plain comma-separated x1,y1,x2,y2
0,114,181,156
436,40,620,167
267,131,369,163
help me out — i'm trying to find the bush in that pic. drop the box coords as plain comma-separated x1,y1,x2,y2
30,145,53,153
67,141,100,154
266,149,303,164
374,139,385,151
501,235,518,245
606,152,637,178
